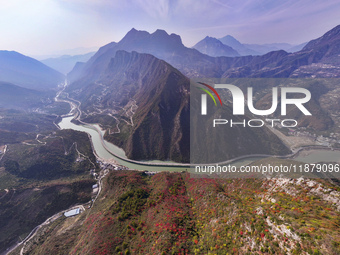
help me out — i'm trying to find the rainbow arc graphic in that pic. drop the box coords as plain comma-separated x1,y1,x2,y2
197,82,222,115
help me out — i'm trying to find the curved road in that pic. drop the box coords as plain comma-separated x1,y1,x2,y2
6,167,107,255
5,82,340,254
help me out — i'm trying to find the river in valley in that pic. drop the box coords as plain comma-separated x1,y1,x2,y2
56,84,340,172
58,116,191,171
58,115,340,172
294,149,340,164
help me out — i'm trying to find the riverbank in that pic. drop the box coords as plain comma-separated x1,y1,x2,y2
55,83,340,171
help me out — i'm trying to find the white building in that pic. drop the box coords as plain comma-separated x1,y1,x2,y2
64,208,80,217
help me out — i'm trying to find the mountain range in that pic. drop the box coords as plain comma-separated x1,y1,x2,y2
1,23,340,255
67,28,262,81
192,34,307,57
1,25,340,163
218,35,307,56
72,25,340,81
67,28,206,81
66,42,295,162
221,24,340,78
1,21,340,255
63,24,340,162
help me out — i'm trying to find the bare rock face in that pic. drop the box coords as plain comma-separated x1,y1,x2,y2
68,50,190,162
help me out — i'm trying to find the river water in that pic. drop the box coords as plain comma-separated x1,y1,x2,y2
294,150,340,164
58,116,190,171
57,111,340,172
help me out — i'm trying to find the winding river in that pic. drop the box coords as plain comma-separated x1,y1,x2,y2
56,86,340,172
58,116,190,171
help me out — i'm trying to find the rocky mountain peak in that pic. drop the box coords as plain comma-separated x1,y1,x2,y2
193,36,240,57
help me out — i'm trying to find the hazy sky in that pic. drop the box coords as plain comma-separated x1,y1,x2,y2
1,0,340,57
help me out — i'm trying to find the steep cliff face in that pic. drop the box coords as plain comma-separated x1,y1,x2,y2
68,51,190,162
104,51,190,162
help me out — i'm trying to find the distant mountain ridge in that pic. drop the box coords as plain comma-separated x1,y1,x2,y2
67,28,218,81
41,52,95,75
192,36,240,57
218,35,306,55
218,35,260,55
0,51,64,90
70,27,336,82
245,42,292,54
221,25,340,78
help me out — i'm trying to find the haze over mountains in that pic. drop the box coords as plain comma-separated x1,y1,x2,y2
1,23,340,255
192,36,240,57
0,24,334,94
1,24,340,163
222,24,340,78
41,52,95,75
71,25,340,81
0,51,64,91
2,15,340,255
195,34,307,57
244,41,306,55
218,35,260,56
67,28,205,81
